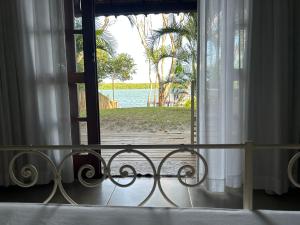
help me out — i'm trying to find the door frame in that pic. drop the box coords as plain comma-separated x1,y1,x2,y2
64,0,102,178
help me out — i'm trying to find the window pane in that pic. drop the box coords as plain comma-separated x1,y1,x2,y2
79,121,88,145
74,17,82,30
74,34,84,73
77,83,86,117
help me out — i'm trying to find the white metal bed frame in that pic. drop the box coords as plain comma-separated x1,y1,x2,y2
1,142,299,209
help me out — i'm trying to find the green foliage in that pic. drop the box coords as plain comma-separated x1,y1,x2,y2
95,29,116,56
98,53,137,83
184,98,197,109
105,53,136,81
101,53,137,100
73,18,136,84
75,33,84,72
74,17,119,80
146,46,174,64
96,49,110,82
144,13,197,105
149,13,197,84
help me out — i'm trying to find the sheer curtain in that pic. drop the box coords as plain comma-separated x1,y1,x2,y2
248,0,300,194
0,0,73,185
197,0,251,192
197,0,300,194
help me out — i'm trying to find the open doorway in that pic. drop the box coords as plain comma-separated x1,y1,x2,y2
94,14,197,175
68,0,198,177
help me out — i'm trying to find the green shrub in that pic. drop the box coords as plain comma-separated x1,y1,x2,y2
184,98,197,109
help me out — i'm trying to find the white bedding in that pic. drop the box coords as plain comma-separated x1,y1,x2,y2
0,203,299,225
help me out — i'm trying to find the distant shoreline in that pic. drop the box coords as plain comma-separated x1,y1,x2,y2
99,83,159,90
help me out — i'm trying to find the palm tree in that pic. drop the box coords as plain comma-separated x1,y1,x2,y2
128,14,185,106
74,17,117,114
74,17,117,81
148,13,197,103
127,15,157,106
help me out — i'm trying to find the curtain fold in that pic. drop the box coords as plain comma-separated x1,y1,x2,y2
248,0,300,194
197,0,250,192
0,0,73,186
197,0,300,194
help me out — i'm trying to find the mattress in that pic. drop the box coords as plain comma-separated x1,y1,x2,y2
0,203,299,225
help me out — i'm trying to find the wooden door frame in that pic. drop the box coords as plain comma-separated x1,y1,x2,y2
64,0,102,178
64,0,198,179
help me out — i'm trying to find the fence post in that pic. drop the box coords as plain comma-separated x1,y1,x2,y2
243,141,253,210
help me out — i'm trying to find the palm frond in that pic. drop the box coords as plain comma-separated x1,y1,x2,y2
127,15,136,27
95,29,117,56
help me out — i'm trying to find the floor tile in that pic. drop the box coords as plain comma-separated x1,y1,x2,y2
253,189,300,210
2,177,300,211
108,178,191,207
51,179,117,205
145,178,192,207
187,178,242,209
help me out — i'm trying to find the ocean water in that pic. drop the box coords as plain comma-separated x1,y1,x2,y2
99,89,159,108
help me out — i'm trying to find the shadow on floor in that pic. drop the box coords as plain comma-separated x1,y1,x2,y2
0,178,299,210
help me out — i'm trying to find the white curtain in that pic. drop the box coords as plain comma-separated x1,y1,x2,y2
0,0,73,185
247,0,300,194
197,0,300,194
197,0,250,192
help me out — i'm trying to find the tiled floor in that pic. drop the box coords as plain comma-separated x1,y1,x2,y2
0,177,300,210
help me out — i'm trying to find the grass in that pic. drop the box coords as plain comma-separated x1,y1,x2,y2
100,107,191,133
99,83,159,90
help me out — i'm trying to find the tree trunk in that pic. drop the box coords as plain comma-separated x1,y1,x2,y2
147,60,152,107
158,82,167,106
153,75,158,107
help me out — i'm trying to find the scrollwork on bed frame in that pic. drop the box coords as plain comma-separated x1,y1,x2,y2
288,151,300,188
2,142,300,209
7,145,210,207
